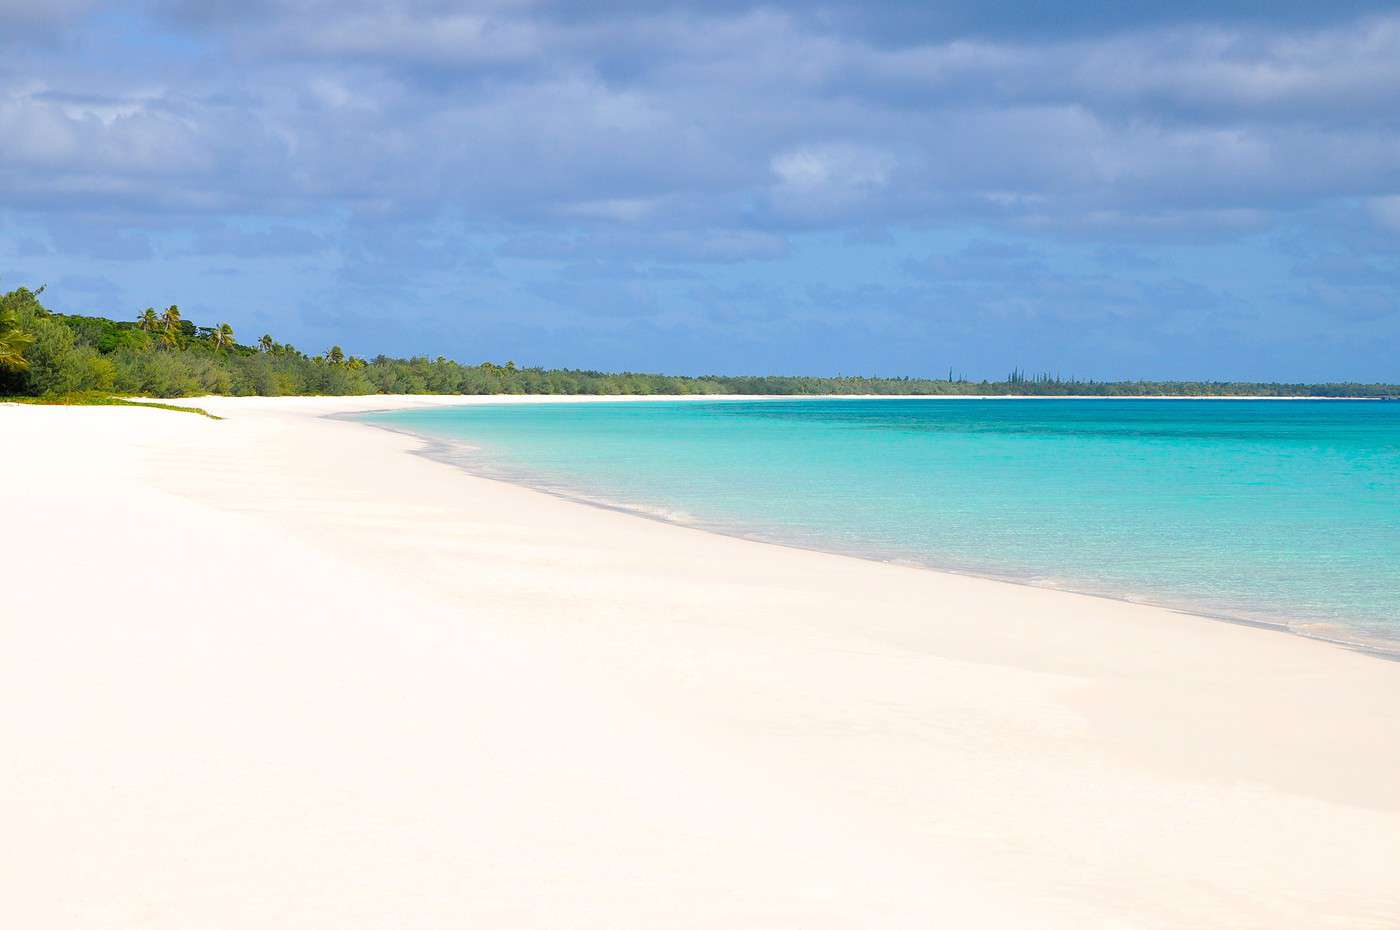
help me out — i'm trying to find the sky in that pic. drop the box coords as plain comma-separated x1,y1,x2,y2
2,1,1398,381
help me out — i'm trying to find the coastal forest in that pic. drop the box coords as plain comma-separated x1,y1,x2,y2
2,286,1395,400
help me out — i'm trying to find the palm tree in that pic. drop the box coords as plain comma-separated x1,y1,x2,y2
209,322,236,353
137,308,160,332
326,345,345,365
0,304,33,371
259,334,275,353
159,305,183,349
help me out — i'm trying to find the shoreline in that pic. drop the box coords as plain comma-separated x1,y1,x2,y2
357,412,1400,663
7,394,1400,929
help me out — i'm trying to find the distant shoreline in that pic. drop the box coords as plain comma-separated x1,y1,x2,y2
6,290,1398,402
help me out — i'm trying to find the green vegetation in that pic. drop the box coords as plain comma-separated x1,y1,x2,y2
2,391,221,418
1,285,1396,400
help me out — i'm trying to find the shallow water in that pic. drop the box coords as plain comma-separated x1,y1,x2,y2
362,399,1400,648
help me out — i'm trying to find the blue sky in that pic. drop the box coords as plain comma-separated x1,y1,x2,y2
2,1,1398,380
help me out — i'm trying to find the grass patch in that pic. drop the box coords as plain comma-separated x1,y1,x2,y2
0,391,222,419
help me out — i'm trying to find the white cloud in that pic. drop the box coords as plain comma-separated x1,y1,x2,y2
3,2,1400,237
767,144,896,222
772,144,893,192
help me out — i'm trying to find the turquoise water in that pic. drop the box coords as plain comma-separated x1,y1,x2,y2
363,399,1400,649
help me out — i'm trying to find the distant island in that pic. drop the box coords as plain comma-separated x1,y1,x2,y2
2,286,1396,400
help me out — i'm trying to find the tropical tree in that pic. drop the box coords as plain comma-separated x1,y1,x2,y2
326,345,345,364
159,305,183,349
0,303,33,371
259,334,275,353
209,322,236,353
137,308,160,332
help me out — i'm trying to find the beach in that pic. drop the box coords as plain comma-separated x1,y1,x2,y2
5,395,1400,929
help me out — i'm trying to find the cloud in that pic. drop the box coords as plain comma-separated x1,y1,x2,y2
3,4,1397,234
768,143,896,222
3,1,1400,378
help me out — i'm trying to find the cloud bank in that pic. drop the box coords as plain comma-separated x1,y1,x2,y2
2,1,1397,378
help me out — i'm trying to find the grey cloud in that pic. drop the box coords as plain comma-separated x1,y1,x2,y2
4,4,1400,239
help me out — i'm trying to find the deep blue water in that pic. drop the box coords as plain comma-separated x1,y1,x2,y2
363,399,1400,649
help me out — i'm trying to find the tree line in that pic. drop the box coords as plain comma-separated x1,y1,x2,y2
1,286,1396,399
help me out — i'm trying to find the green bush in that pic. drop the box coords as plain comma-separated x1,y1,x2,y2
112,350,201,397
15,312,77,395
57,346,117,393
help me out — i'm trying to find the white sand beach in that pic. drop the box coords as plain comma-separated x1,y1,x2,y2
4,395,1400,929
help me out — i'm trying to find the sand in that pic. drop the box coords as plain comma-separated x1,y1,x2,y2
4,394,1399,929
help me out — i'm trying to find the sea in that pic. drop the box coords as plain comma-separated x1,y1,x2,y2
360,398,1400,652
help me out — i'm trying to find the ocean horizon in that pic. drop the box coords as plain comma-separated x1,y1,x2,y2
363,397,1400,652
